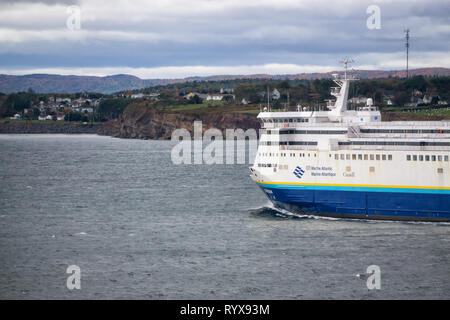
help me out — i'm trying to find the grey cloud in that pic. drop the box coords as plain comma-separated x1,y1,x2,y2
0,0,448,71
0,0,79,4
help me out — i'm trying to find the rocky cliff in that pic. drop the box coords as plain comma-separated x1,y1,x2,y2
99,103,260,140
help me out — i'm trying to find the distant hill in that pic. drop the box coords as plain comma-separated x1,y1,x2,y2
182,68,450,81
0,74,170,94
0,68,449,94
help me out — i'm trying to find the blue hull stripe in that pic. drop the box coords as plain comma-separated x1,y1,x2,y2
256,183,450,221
256,182,450,194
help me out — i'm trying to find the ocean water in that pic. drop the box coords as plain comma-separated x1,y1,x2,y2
0,134,448,299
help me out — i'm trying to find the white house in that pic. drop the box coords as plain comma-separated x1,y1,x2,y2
206,94,224,101
348,96,368,104
56,97,72,103
422,95,432,104
220,88,234,94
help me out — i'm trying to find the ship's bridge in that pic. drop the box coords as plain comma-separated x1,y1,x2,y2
257,108,381,128
258,60,382,127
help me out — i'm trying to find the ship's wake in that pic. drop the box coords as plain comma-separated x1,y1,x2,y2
248,201,340,221
248,204,299,220
248,202,450,225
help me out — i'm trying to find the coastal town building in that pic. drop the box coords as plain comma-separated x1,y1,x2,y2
206,94,224,101
348,96,368,104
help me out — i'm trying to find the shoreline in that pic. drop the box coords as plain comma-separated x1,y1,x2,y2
1,110,449,139
0,120,103,135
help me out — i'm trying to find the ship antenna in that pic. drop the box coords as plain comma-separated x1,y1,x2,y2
405,28,410,78
287,91,289,111
339,58,354,80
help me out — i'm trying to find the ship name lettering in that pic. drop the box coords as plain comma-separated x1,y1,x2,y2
310,166,332,171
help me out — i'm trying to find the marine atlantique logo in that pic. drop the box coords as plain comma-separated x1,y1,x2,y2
293,166,305,179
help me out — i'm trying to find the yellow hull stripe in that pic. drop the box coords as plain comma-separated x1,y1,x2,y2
254,180,450,190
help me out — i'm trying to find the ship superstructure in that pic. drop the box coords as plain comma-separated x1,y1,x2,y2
250,60,450,221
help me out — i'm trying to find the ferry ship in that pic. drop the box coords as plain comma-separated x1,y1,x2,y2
250,60,450,221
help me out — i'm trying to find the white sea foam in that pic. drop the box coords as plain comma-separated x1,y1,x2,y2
250,201,450,225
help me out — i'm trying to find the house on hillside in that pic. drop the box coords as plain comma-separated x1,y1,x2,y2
422,95,432,104
184,92,208,100
206,94,224,101
348,96,368,104
9,114,21,120
220,88,234,94
405,96,424,107
56,97,72,104
130,93,144,99
423,95,446,105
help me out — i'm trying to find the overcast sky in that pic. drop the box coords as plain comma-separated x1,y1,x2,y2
0,0,449,78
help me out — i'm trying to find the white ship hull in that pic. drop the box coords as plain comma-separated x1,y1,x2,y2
250,61,450,221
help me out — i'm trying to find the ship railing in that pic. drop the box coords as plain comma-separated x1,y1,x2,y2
263,122,348,129
362,121,450,127
338,145,450,151
280,145,318,151
359,133,450,139
357,106,379,111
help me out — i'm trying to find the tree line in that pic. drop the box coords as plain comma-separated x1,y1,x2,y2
1,76,449,120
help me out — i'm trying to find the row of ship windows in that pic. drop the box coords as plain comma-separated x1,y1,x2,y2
406,155,449,162
334,154,393,161
262,118,309,123
258,152,449,162
257,163,445,175
360,129,450,134
259,153,316,158
339,141,450,146
260,141,318,146
261,140,450,147
266,129,348,135
264,129,450,135
261,153,394,160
